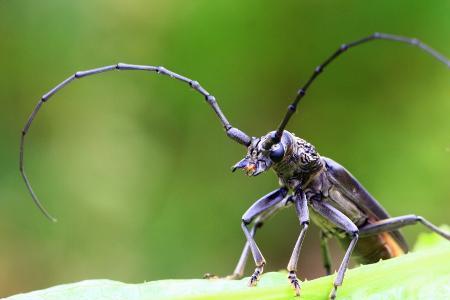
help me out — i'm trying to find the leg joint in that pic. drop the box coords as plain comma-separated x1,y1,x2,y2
404,214,422,224
256,261,266,268
242,218,251,226
349,229,359,238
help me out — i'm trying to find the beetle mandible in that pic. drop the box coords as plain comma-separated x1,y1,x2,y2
20,32,450,299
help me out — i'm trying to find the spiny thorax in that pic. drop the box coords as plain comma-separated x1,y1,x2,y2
272,132,323,186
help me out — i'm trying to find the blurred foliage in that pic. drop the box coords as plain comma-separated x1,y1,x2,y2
0,0,449,297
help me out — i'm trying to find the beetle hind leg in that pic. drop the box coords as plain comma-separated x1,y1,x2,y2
329,233,359,300
359,214,450,240
310,199,360,300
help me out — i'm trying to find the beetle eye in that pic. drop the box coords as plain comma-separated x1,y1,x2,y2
269,143,284,162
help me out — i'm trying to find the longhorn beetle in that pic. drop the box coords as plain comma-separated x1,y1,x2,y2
20,33,450,299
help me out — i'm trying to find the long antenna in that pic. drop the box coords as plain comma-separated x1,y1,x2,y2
263,32,450,149
20,64,251,221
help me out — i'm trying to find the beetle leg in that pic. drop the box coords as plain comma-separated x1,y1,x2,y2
231,195,292,279
229,218,271,279
359,215,450,240
286,189,309,296
240,187,289,286
310,199,359,300
320,231,332,275
241,222,265,286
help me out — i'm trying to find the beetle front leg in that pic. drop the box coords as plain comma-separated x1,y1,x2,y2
311,199,359,300
286,189,309,296
241,222,266,286
359,215,450,240
229,198,289,280
240,187,289,286
227,220,262,279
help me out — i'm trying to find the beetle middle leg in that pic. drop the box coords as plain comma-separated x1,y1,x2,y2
286,189,309,296
311,199,359,300
241,187,289,286
359,215,450,240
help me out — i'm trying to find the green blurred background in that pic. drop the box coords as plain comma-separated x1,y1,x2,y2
0,0,449,297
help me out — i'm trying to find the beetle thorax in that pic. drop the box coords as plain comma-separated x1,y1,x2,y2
272,132,323,188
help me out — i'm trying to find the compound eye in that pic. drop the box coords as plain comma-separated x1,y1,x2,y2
269,143,284,162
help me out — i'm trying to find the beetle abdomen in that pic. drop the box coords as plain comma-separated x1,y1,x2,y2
340,232,406,265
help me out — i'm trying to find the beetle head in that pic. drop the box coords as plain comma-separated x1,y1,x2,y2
232,131,287,176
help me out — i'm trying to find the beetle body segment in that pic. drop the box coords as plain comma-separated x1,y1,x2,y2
307,156,408,264
244,130,408,263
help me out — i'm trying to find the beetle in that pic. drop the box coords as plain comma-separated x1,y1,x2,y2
20,32,450,299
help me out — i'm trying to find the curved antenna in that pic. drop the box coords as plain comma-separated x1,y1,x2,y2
20,63,252,221
264,32,450,149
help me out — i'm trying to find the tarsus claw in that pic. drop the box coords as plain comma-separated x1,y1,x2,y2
248,264,264,287
288,271,301,296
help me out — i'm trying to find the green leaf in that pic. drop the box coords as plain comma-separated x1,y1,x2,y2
6,229,450,300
